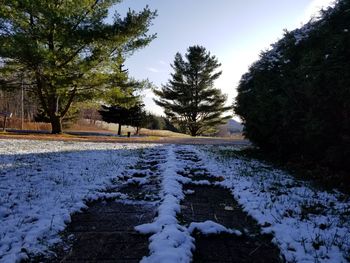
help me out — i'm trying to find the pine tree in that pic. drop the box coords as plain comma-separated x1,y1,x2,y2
154,45,231,136
0,0,156,133
98,53,150,135
103,53,150,109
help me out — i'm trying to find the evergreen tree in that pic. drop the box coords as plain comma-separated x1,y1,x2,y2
234,0,350,172
0,0,156,133
103,53,151,109
99,103,146,135
154,45,231,136
98,54,150,135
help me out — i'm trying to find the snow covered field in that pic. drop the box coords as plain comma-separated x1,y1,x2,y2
0,139,155,262
1,140,349,262
200,146,350,263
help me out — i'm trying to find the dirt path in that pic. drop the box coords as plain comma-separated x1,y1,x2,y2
32,145,282,263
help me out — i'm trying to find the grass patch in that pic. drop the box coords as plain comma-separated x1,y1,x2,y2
214,147,350,195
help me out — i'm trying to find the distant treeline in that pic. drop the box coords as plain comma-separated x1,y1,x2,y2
235,0,350,172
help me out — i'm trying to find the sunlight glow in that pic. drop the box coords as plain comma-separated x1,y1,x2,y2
299,0,336,24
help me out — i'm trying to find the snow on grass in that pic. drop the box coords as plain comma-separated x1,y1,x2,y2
199,146,350,263
136,145,195,263
0,139,156,263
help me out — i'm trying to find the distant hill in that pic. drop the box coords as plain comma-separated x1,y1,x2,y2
227,119,243,133
216,119,243,137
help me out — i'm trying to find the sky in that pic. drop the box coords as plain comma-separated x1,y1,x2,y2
109,0,335,119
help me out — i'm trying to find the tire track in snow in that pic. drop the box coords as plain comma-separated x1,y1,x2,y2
34,146,167,262
136,145,195,263
136,145,282,263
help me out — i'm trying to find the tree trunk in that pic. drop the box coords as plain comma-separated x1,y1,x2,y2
190,130,197,137
50,115,63,134
189,125,198,137
118,124,122,136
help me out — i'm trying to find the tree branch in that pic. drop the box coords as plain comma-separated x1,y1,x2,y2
61,87,77,117
57,45,87,68
35,73,49,113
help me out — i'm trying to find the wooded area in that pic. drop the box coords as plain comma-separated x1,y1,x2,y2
0,0,156,133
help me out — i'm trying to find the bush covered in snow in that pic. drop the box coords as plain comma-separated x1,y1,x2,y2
234,0,350,174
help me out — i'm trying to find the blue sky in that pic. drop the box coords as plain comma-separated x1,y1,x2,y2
109,0,335,118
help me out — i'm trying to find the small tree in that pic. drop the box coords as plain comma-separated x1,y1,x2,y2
129,104,147,135
99,103,146,135
0,1,156,133
154,45,231,136
98,54,149,135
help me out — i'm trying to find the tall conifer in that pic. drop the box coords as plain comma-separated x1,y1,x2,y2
154,45,231,136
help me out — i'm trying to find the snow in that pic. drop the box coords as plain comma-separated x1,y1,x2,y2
188,179,211,185
188,220,242,236
0,139,155,263
136,145,244,263
136,145,194,263
2,140,349,262
184,189,195,195
199,145,350,263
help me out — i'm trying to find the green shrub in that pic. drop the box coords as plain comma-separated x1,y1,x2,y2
235,0,350,172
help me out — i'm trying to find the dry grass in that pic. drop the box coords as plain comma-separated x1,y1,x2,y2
22,122,51,131
222,133,244,140
1,118,189,137
0,132,249,146
0,117,51,131
139,129,190,138
1,118,244,143
69,121,112,133
88,120,189,138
